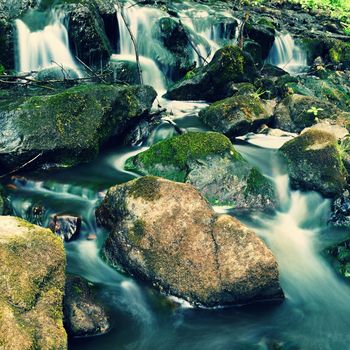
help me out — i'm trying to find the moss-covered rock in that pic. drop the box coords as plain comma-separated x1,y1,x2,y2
0,216,66,350
282,72,350,112
0,83,156,171
64,275,110,337
279,129,347,197
96,177,283,307
274,94,350,133
164,45,256,102
326,39,350,68
198,94,274,137
126,132,275,209
36,66,80,81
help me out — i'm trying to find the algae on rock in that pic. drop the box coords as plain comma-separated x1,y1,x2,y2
126,132,275,209
0,216,66,350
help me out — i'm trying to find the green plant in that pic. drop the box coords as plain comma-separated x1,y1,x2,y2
307,106,324,116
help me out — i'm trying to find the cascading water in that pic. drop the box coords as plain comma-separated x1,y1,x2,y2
15,9,81,75
115,2,167,92
177,4,241,65
113,0,240,92
267,32,308,74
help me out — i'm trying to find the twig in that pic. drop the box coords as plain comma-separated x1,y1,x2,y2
179,19,209,65
0,152,44,179
115,1,144,85
238,12,250,49
75,56,107,83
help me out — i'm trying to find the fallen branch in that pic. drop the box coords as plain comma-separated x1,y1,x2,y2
238,12,250,49
0,152,44,179
75,56,107,83
115,1,143,85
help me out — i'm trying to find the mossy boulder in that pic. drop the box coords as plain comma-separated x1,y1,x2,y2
96,177,283,307
326,39,350,69
0,216,66,350
67,2,112,68
279,129,347,197
198,95,274,137
125,132,275,209
282,72,350,112
0,83,156,171
164,45,256,102
64,275,110,337
274,94,350,133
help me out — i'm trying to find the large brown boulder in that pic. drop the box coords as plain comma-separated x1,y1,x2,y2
0,216,66,350
96,177,283,307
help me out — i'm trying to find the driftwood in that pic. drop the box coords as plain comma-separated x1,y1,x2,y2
115,1,144,85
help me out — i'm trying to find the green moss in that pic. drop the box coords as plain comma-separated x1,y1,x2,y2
126,132,241,182
244,167,273,197
129,176,161,201
280,130,347,197
328,40,350,65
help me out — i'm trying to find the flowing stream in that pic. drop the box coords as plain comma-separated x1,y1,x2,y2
15,8,81,74
8,3,350,350
267,32,308,75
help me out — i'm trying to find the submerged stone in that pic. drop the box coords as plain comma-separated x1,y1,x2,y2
49,214,82,241
96,177,283,307
0,83,156,171
125,132,275,209
279,129,347,197
0,216,66,349
64,275,110,337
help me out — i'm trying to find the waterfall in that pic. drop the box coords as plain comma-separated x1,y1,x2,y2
177,5,240,65
114,1,240,91
15,9,80,75
267,32,308,74
115,2,167,92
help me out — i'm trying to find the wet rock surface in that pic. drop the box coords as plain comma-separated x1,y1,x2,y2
49,215,82,241
96,176,283,307
164,45,256,102
64,275,110,338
